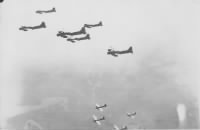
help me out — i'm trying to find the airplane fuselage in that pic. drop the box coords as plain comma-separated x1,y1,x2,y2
74,34,90,41
36,8,56,14
57,27,86,36
94,119,102,122
19,22,46,31
84,21,103,28
107,46,133,57
96,105,106,109
94,118,104,122
113,50,131,54
127,112,136,117
31,24,45,29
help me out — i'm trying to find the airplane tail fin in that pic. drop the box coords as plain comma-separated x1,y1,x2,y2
82,27,86,34
41,22,46,28
86,34,90,39
128,46,133,53
99,21,103,26
52,7,56,12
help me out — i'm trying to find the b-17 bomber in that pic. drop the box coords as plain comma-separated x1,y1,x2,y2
107,46,133,57
36,7,56,14
84,21,103,28
92,115,105,125
19,22,46,31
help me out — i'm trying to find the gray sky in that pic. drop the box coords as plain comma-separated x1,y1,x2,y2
1,0,200,129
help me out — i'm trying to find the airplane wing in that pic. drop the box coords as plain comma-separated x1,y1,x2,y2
111,53,118,57
96,121,101,125
96,104,100,108
98,108,103,112
127,112,136,118
96,104,103,111
113,125,120,130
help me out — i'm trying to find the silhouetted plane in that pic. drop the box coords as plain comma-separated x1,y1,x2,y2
107,46,133,57
96,103,107,111
66,34,90,43
73,34,90,41
92,115,105,125
57,27,86,37
84,21,103,28
19,22,46,31
36,7,56,14
114,125,128,130
127,112,136,119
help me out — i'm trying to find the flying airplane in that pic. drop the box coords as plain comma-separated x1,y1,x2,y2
84,21,103,28
107,46,133,57
127,112,136,119
66,34,90,43
36,7,56,14
96,103,107,111
73,34,90,41
92,115,105,125
57,27,86,37
113,125,128,130
19,22,46,31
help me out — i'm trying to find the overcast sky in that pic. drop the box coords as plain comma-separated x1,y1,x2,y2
1,0,200,129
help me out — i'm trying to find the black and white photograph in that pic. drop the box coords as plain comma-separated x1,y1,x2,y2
0,0,200,129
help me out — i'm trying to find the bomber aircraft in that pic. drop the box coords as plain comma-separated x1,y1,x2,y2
19,22,46,31
107,46,133,57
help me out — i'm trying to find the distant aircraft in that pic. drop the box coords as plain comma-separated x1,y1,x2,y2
127,112,136,119
96,103,107,111
92,115,105,125
73,34,90,41
84,21,103,28
66,34,90,43
107,46,133,57
19,22,46,31
113,125,128,130
57,27,86,37
36,7,56,14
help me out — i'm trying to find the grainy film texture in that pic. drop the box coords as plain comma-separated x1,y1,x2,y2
1,0,200,129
